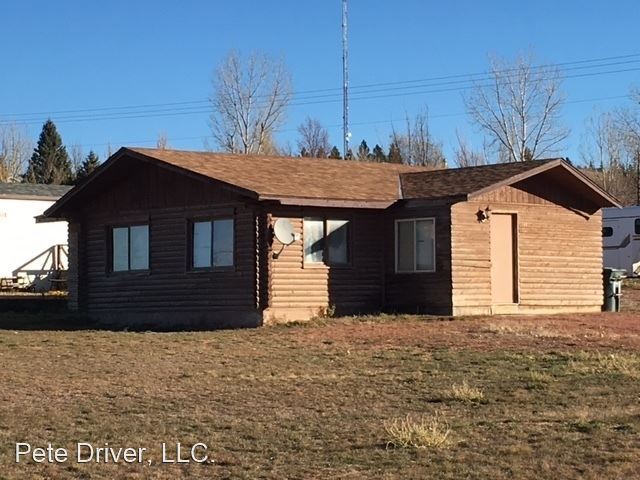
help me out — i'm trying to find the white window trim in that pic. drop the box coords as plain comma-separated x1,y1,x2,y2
303,217,350,266
394,217,436,273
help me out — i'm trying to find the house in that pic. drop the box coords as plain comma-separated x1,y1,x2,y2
0,183,71,289
40,147,619,328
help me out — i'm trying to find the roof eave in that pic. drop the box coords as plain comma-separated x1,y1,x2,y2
259,195,396,209
0,194,65,201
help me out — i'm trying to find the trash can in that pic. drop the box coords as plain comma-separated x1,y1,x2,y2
603,268,625,312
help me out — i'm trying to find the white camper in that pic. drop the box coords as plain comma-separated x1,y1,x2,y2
602,206,640,276
0,183,71,289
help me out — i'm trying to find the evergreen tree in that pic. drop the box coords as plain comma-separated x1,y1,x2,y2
356,140,370,161
372,144,387,162
345,148,354,160
24,120,72,184
328,146,342,159
388,141,403,164
75,150,101,182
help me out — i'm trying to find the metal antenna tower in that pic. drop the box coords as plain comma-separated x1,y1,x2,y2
342,0,350,158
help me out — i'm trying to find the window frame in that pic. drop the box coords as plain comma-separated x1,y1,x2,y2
394,217,436,274
188,216,235,271
602,226,614,238
302,217,351,267
635,218,640,235
108,223,150,274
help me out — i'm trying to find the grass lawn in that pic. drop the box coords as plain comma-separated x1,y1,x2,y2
0,282,639,479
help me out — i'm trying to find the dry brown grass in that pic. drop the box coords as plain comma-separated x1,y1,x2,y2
445,380,485,403
384,413,452,449
482,322,571,338
1,312,640,479
569,351,640,378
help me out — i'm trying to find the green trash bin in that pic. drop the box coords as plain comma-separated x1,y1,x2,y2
603,268,625,312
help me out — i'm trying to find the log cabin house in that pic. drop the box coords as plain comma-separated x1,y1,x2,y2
40,147,619,328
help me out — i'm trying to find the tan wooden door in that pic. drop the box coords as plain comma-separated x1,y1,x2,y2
490,213,517,304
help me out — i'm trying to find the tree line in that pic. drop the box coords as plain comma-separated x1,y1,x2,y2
0,119,100,185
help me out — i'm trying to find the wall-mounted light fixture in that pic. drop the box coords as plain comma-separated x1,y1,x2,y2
476,206,492,223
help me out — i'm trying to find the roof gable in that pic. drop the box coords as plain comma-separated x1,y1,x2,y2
400,159,620,208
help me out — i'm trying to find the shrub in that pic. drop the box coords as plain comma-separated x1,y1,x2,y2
447,380,485,403
384,413,452,449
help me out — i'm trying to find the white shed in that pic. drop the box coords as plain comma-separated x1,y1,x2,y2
0,184,71,288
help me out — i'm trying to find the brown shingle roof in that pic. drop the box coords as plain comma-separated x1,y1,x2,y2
400,159,561,200
41,149,620,221
128,147,429,203
0,183,72,200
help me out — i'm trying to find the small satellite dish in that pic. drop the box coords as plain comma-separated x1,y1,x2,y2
273,218,296,245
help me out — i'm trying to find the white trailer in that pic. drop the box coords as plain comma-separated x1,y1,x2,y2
0,184,71,289
602,206,640,276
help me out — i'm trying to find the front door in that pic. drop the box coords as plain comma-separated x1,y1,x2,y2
490,213,518,304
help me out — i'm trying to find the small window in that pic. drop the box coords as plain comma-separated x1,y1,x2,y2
111,224,149,272
602,226,614,237
303,218,349,265
192,218,234,269
395,218,435,273
326,219,349,265
303,218,324,263
635,219,640,235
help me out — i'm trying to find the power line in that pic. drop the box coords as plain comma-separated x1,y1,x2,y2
72,93,631,150
2,52,640,119
1,64,636,127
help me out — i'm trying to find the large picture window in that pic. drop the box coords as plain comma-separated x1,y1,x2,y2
111,224,149,272
192,218,234,268
303,217,349,265
395,218,435,273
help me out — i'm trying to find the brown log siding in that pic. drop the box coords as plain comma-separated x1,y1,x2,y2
383,204,453,314
451,184,603,315
72,161,261,327
264,207,384,321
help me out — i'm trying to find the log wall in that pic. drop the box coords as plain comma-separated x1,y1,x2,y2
73,159,261,328
383,204,453,314
451,184,603,315
264,207,384,322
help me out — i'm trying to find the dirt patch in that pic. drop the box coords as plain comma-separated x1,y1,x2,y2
283,312,640,352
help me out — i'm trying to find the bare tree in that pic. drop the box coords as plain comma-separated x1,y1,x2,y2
454,131,488,168
390,109,446,167
210,50,292,155
297,117,330,157
0,124,31,182
464,54,569,163
70,144,84,180
580,108,638,205
156,132,169,150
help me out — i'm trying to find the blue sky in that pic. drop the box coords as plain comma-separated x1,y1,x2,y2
1,1,639,165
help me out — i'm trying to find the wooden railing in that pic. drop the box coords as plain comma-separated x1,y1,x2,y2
9,244,69,292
